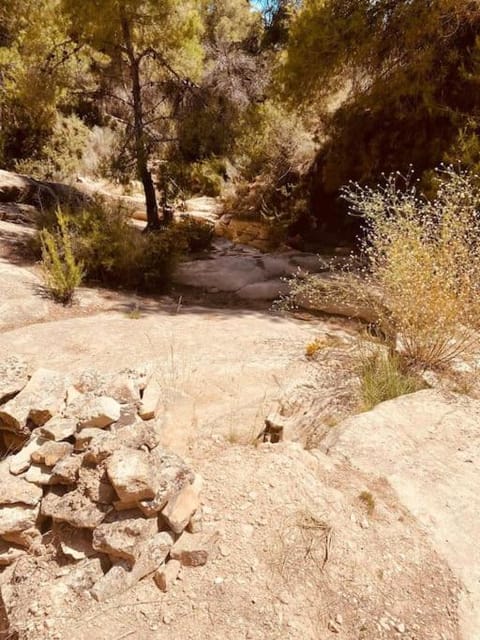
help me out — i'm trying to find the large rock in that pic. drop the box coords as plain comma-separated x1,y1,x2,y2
138,379,162,420
84,419,160,464
41,488,110,529
322,390,480,640
0,369,68,434
40,417,76,441
106,448,157,502
0,356,29,405
92,510,158,562
138,449,194,516
174,255,267,292
170,531,208,567
68,394,121,429
51,454,83,484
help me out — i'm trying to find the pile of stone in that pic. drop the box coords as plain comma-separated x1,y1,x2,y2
0,357,206,603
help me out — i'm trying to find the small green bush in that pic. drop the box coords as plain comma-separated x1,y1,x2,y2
40,210,84,304
357,350,424,411
35,199,189,293
175,216,214,253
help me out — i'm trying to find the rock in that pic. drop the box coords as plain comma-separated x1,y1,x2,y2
92,510,158,562
0,462,42,506
2,526,42,549
154,559,181,592
0,368,68,434
74,369,107,394
186,505,203,534
78,465,116,504
53,522,95,561
106,448,157,502
84,419,160,464
90,561,132,602
138,449,194,518
25,463,53,485
161,474,202,534
322,389,480,638
9,434,47,475
61,557,104,594
170,532,208,567
174,255,267,292
0,356,29,405
75,428,105,451
236,279,290,301
31,441,73,467
74,395,121,429
104,374,139,405
41,488,110,529
51,454,83,484
0,540,25,566
91,532,174,602
138,379,162,420
130,532,174,581
0,504,39,540
40,417,76,441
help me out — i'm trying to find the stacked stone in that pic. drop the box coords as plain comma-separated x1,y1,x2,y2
0,360,206,602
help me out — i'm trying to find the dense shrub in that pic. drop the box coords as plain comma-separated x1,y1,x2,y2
35,200,188,292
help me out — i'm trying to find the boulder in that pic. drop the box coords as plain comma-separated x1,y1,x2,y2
322,390,480,640
174,255,267,292
41,488,110,529
31,441,73,467
0,356,29,405
161,474,202,534
236,279,290,301
92,510,158,562
0,369,68,434
106,448,157,502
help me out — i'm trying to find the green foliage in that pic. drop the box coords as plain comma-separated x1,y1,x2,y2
357,350,424,412
35,199,199,292
280,0,480,222
40,210,84,304
15,114,90,180
175,216,214,253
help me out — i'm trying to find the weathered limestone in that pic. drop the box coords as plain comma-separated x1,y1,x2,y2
72,395,121,429
41,489,110,529
0,369,68,434
78,466,116,504
25,464,53,486
40,417,76,442
0,356,29,405
0,540,25,566
154,559,181,592
51,454,83,484
170,532,208,567
138,378,162,420
0,463,42,505
31,441,73,467
162,474,203,534
106,448,157,502
0,504,39,540
9,434,47,475
92,511,158,562
53,523,95,561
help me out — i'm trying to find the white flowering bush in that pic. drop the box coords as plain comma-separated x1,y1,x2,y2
287,167,480,368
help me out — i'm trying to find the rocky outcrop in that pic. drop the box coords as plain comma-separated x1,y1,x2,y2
0,362,206,635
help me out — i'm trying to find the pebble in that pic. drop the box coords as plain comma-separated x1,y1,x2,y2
214,576,224,585
335,614,343,625
395,622,406,633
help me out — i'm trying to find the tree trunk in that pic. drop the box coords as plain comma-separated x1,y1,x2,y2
120,6,160,231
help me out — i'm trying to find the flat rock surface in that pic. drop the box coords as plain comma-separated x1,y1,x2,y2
322,390,480,640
